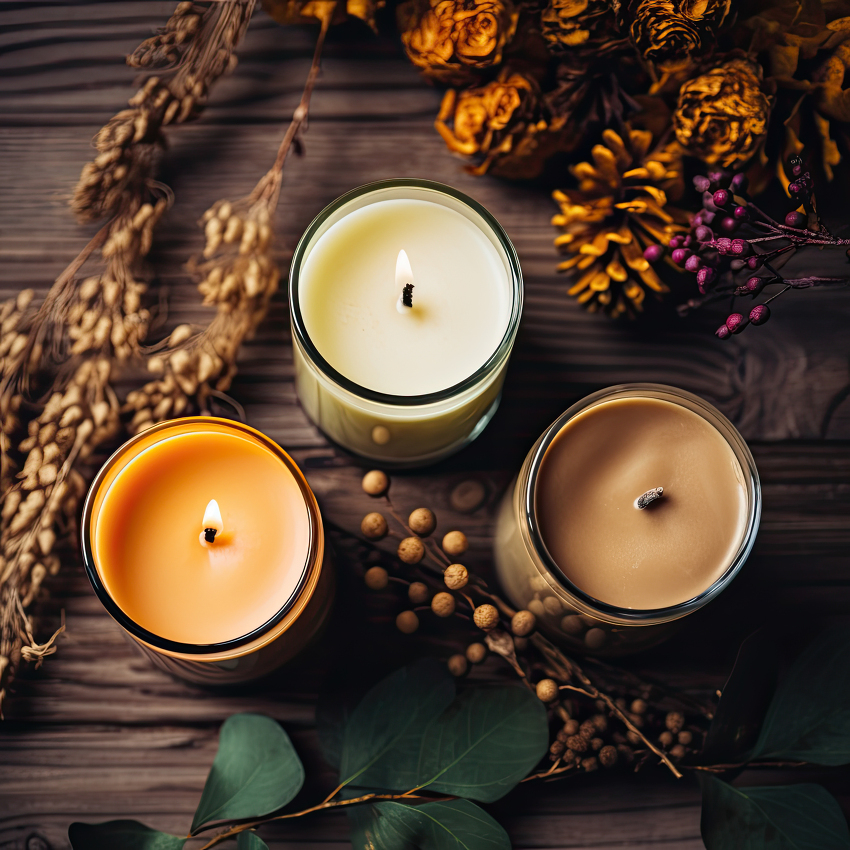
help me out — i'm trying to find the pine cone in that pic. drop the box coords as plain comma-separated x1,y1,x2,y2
552,127,687,318
540,0,614,49
435,70,564,177
619,0,730,72
398,0,518,83
674,58,771,167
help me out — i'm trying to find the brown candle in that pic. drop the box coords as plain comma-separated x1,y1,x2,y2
535,396,748,610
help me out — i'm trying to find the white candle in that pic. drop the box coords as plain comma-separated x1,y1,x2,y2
290,181,522,465
299,199,511,395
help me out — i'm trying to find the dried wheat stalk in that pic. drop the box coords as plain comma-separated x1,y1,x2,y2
0,0,256,715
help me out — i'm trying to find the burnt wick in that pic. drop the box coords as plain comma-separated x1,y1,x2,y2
635,487,664,510
204,527,217,543
402,283,414,308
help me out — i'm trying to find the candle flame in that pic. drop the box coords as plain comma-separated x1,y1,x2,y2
396,249,414,313
201,499,223,546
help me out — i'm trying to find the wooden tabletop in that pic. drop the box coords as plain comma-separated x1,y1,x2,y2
2,3,850,848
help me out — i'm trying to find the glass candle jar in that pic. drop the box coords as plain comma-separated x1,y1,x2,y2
289,179,523,467
494,385,761,656
82,418,332,684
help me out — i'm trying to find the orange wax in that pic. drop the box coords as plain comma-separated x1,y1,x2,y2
93,426,312,645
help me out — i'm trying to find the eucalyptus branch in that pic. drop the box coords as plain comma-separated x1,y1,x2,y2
195,789,459,849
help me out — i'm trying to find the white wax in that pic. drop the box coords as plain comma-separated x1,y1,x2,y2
299,198,512,396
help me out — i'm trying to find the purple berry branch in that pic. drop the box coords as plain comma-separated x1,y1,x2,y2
665,155,850,337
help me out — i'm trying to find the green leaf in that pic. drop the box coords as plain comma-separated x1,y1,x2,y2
703,630,779,764
69,821,184,850
350,799,511,850
340,659,456,789
700,774,850,850
752,625,850,764
418,685,548,803
191,713,304,833
237,831,269,850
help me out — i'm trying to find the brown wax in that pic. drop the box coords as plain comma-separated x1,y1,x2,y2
535,397,748,610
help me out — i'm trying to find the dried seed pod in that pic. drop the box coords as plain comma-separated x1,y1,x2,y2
550,740,566,757
408,581,430,605
447,654,468,677
444,563,468,590
582,756,598,772
579,720,596,740
396,610,419,634
431,592,456,618
361,512,388,540
567,734,587,753
536,678,559,702
511,609,536,636
466,642,487,663
591,737,604,751
472,603,499,631
658,730,674,747
364,566,389,590
409,507,436,536
362,469,389,496
590,714,608,732
398,537,425,564
564,719,580,736
442,529,468,556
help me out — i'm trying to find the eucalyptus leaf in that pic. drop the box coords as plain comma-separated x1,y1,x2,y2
700,774,850,850
418,685,548,803
340,659,455,789
752,625,850,764
702,630,778,764
350,800,510,850
69,820,185,850
237,831,269,850
191,713,304,833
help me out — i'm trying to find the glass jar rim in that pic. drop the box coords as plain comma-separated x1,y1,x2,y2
288,178,523,407
80,417,322,655
524,384,761,624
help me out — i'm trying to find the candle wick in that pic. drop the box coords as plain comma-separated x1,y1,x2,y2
635,487,664,510
204,528,217,543
401,283,414,308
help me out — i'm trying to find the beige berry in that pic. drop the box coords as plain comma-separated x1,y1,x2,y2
670,744,687,760
431,592,456,618
665,711,685,734
398,536,425,564
658,730,674,747
466,642,487,664
362,469,388,496
678,730,693,746
581,756,598,772
361,512,388,540
444,563,468,590
364,566,389,590
511,609,536,637
447,654,468,677
599,745,618,767
472,603,499,631
560,614,584,636
409,507,436,536
396,610,419,634
584,628,608,650
630,699,647,716
408,581,429,604
442,530,468,556
535,678,559,702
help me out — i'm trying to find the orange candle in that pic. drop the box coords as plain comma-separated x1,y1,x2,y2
83,418,330,683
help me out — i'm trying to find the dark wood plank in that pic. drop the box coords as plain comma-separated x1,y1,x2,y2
2,3,850,850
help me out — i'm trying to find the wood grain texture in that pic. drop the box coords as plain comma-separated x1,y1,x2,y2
2,3,850,849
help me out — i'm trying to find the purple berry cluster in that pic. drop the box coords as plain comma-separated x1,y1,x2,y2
670,155,850,338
